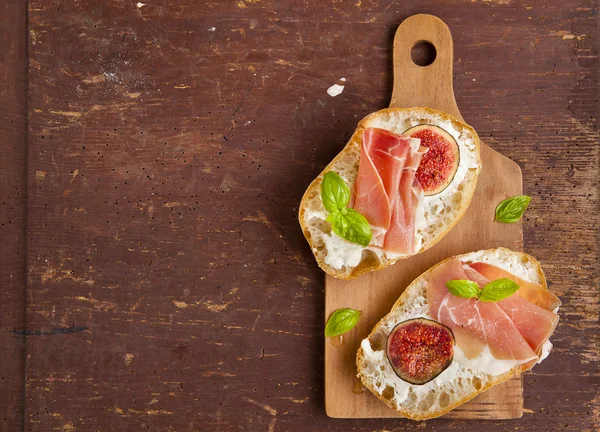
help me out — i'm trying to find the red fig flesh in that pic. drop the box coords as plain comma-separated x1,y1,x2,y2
404,125,460,196
386,318,455,385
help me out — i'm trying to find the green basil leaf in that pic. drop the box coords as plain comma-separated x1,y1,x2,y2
330,208,372,247
479,278,520,302
321,171,350,213
325,308,361,337
495,195,531,223
446,280,480,299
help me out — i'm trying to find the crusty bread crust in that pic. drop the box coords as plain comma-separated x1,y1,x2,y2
356,248,548,420
299,107,481,280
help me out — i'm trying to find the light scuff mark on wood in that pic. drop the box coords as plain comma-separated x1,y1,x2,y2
278,396,309,404
109,406,174,415
242,397,277,416
72,296,117,311
219,172,237,192
202,371,236,378
549,30,586,40
82,75,106,84
70,169,79,184
49,110,82,118
202,299,233,312
172,300,189,309
40,267,95,286
243,211,273,227
467,0,513,4
128,408,173,415
172,297,234,312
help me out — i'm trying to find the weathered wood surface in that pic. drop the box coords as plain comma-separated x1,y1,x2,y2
7,0,598,430
0,0,28,430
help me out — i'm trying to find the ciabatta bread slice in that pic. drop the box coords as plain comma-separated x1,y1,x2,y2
356,248,554,420
299,107,481,279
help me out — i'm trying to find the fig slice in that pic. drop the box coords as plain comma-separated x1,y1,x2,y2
386,318,455,385
404,124,460,196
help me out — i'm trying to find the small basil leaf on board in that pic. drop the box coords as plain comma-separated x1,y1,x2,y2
445,280,480,299
325,308,362,337
495,195,531,223
321,172,350,213
479,278,520,302
330,208,372,247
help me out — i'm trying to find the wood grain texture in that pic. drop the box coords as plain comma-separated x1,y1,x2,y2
326,15,525,419
0,0,28,430
19,0,600,431
390,15,462,117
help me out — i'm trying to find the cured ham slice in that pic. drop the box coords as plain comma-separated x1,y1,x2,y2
468,262,562,312
353,128,411,231
353,128,427,252
364,128,411,200
353,139,391,229
383,143,427,254
427,258,538,362
462,264,489,287
464,263,559,356
497,295,558,355
351,128,430,253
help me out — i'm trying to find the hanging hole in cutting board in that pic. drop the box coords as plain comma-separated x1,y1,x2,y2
411,41,437,67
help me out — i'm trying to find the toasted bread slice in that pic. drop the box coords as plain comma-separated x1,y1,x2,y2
299,107,481,279
356,248,553,420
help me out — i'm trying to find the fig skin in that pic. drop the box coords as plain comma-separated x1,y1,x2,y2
386,318,455,385
404,124,460,196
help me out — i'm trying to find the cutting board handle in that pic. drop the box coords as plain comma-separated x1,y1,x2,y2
389,14,462,120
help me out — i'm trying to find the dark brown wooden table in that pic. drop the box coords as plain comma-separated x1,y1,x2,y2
1,1,598,430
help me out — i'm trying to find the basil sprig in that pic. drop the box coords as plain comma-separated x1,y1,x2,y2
321,171,350,213
478,279,521,302
325,308,361,337
321,172,372,247
495,195,531,223
446,280,480,299
445,278,520,302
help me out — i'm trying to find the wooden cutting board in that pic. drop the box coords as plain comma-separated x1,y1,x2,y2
325,14,525,419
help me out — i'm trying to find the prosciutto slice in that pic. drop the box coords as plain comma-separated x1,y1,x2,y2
354,128,410,230
383,143,428,254
427,258,538,362
468,262,562,312
497,295,559,355
464,263,559,356
352,128,425,253
353,140,391,229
